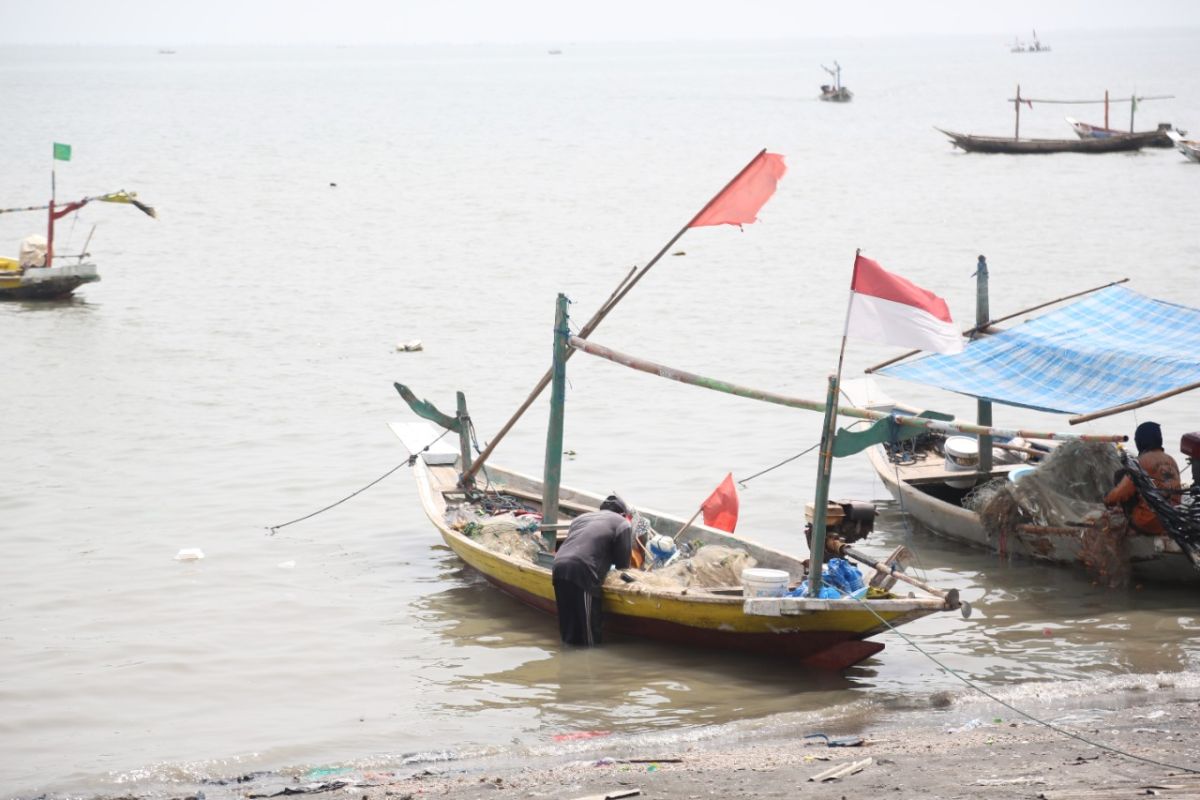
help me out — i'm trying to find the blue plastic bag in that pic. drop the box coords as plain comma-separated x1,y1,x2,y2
824,558,864,593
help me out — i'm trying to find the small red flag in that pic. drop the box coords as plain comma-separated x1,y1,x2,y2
688,152,786,229
700,473,740,533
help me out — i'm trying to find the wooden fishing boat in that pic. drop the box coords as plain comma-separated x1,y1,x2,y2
819,61,852,102
859,260,1200,584
1,144,156,300
1066,117,1183,148
1167,130,1200,163
0,254,99,300
861,406,1199,584
391,419,953,670
936,127,1147,154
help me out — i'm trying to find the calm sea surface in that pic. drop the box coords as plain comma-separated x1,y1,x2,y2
2,32,1200,797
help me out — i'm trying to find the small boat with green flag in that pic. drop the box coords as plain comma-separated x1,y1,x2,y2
0,143,156,300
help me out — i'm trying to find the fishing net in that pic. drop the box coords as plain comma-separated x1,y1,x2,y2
608,545,759,591
1119,451,1200,571
446,507,548,560
971,440,1128,584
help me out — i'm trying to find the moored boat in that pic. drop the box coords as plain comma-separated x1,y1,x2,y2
1167,130,1200,163
936,127,1147,154
1066,117,1183,148
860,261,1200,584
391,419,952,669
0,144,156,300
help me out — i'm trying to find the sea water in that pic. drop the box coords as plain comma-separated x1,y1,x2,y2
2,32,1199,796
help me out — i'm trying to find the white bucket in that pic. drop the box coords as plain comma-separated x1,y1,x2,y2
741,567,790,597
943,436,979,489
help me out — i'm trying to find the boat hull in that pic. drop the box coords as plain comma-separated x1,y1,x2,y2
866,442,1199,583
0,262,100,300
1068,119,1181,148
937,128,1147,154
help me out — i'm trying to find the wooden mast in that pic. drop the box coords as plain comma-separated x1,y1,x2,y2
975,255,993,476
540,293,570,552
1014,84,1021,140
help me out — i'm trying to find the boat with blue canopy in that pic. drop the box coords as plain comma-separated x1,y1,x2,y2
860,263,1200,585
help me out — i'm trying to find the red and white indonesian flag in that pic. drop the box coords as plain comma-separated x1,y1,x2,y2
846,254,964,354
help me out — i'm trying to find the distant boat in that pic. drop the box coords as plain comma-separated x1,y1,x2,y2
819,61,852,102
937,128,1147,154
157,49,176,55
1166,130,1200,163
547,49,562,55
938,85,1155,154
0,149,156,300
1011,29,1051,53
1067,117,1183,148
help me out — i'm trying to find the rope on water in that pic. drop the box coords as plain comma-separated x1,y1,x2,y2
265,426,453,535
736,442,819,489
850,593,1200,774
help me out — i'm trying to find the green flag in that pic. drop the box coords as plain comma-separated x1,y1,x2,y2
53,142,72,162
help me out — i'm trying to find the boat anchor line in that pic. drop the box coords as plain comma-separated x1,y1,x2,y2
264,426,454,535
853,595,1200,776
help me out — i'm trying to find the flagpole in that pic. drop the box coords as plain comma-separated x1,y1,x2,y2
459,148,772,486
47,148,57,267
806,250,858,597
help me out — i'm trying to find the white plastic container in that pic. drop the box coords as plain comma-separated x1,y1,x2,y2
943,436,980,489
741,567,790,597
1008,465,1037,483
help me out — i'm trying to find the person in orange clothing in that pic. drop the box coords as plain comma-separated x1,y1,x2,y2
1104,421,1182,535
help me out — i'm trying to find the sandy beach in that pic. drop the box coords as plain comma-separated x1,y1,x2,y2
177,682,1200,800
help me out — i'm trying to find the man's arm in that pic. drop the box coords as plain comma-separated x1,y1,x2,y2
613,520,633,571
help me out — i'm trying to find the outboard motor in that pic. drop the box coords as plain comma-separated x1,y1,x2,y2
1181,432,1200,486
805,500,877,544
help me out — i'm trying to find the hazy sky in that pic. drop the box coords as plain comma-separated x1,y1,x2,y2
3,0,1199,45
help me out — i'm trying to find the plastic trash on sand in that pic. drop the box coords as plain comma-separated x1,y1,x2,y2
175,548,205,561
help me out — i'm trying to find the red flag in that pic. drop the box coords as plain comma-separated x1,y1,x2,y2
700,473,740,533
846,254,964,354
688,152,786,229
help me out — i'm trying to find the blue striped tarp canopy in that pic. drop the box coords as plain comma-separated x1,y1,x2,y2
877,285,1200,415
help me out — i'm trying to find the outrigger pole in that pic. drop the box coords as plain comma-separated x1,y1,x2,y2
566,335,1127,443
460,148,773,487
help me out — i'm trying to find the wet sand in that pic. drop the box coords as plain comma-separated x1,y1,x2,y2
206,686,1200,800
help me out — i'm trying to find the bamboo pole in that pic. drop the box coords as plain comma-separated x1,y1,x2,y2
459,149,771,485
567,335,1127,442
863,278,1130,374
540,294,570,551
1068,378,1200,425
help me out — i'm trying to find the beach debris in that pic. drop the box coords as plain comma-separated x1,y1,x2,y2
947,718,983,734
396,340,423,352
570,790,640,800
809,757,872,782
672,251,686,256
175,547,205,561
247,780,349,797
804,733,864,747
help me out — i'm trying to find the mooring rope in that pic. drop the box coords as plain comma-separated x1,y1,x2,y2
265,426,453,535
849,592,1200,774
